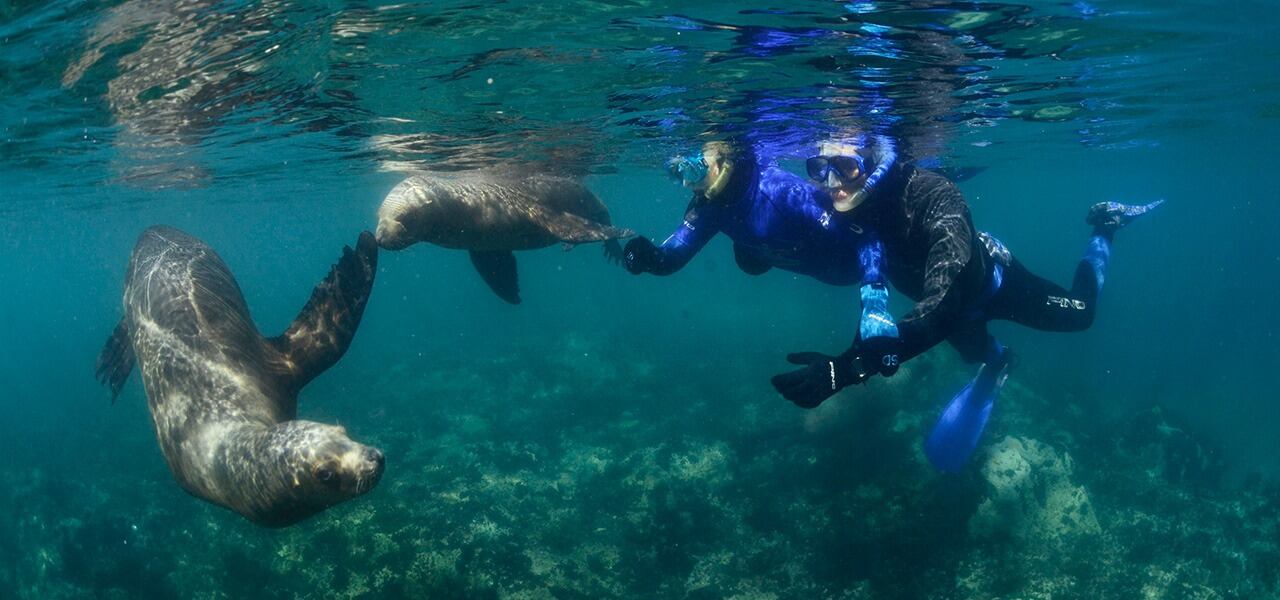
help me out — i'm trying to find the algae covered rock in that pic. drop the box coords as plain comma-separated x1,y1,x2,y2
970,436,1100,544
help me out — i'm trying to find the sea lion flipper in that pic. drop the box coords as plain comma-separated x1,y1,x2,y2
269,231,378,394
95,318,135,404
469,250,521,304
524,203,635,244
602,239,625,265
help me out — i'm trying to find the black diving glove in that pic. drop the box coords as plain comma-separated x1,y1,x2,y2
624,236,661,274
858,334,903,377
770,348,870,409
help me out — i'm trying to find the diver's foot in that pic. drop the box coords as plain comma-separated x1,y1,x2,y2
1086,199,1164,235
975,344,1014,387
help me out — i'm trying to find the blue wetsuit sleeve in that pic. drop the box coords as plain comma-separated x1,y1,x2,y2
858,237,887,287
647,202,722,276
857,237,900,352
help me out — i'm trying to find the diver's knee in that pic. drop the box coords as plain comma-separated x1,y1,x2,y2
1067,307,1096,331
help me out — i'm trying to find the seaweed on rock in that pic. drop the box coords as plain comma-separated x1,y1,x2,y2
2,335,1276,598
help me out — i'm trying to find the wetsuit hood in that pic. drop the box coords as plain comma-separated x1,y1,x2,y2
841,160,910,218
693,142,758,207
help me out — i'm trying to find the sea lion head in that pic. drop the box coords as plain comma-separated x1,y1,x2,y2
241,421,385,527
375,176,462,250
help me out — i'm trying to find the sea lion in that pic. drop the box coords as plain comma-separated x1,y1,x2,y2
374,171,634,304
95,226,382,527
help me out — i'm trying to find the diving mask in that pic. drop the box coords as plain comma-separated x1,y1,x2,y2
809,153,869,212
669,141,737,201
667,153,709,189
806,154,866,189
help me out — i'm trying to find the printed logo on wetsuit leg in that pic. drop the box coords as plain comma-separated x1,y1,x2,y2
1046,296,1088,310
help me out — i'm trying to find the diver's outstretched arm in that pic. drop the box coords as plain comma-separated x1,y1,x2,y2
893,175,979,363
772,237,901,409
624,201,722,276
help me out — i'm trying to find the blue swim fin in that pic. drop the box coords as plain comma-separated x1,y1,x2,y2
925,360,1009,473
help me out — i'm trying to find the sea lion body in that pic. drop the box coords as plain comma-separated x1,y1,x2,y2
374,171,633,303
97,226,383,527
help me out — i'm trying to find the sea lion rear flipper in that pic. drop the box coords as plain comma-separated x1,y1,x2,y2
469,250,521,304
269,231,379,394
95,319,135,404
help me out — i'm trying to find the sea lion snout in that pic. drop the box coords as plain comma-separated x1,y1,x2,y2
353,446,385,494
364,447,384,469
375,219,410,249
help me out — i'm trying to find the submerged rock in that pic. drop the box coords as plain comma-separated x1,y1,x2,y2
970,436,1100,545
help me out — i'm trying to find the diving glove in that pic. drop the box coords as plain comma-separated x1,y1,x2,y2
771,335,903,408
771,349,867,409
623,236,661,275
858,335,903,378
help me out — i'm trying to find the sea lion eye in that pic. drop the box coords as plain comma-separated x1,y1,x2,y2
315,466,337,485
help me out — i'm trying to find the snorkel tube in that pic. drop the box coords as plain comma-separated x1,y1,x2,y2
858,139,895,202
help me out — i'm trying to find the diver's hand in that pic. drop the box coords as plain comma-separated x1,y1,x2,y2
771,351,867,409
623,236,660,275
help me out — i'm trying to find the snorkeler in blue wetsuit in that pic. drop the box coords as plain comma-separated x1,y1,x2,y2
624,139,907,380
625,141,873,283
769,140,1162,471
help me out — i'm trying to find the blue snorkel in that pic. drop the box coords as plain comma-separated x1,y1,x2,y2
860,140,895,198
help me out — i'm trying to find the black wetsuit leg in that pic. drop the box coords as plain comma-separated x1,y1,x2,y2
986,257,1098,332
946,319,996,365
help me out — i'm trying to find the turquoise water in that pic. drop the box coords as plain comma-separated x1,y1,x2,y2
3,1,1280,597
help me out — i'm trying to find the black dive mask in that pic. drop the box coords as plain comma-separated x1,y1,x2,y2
806,154,865,186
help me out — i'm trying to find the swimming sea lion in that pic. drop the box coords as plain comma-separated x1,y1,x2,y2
374,171,634,304
95,226,383,527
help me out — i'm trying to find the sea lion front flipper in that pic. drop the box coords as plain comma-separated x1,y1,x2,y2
469,250,521,304
602,239,625,265
525,204,635,245
269,231,379,395
95,319,135,404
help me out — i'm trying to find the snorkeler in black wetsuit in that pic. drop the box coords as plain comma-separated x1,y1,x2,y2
771,140,1162,470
